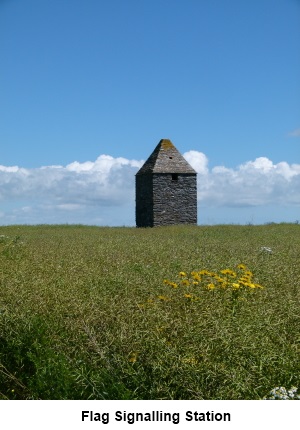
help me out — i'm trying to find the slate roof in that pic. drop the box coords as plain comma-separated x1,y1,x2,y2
136,139,196,175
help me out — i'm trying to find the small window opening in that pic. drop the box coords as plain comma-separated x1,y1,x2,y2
169,156,173,159
172,173,178,181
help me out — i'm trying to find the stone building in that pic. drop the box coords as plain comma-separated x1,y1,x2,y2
135,139,197,227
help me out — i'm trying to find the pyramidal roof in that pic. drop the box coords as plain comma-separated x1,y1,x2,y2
136,139,196,175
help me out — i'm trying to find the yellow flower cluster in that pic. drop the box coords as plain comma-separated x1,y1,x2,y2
163,279,178,288
163,263,264,298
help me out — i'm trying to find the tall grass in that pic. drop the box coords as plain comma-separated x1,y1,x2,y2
0,224,299,399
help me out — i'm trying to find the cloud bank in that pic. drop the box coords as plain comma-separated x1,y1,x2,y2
0,151,299,225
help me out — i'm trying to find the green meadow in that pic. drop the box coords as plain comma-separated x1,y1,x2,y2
0,223,299,400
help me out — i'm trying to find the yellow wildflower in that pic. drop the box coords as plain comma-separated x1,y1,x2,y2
179,271,187,277
182,279,190,286
164,280,178,288
207,283,215,290
237,264,247,270
199,269,211,275
214,275,225,283
232,283,240,289
184,293,192,298
128,352,138,363
239,276,252,284
237,280,247,287
193,281,199,285
220,269,236,277
158,295,170,301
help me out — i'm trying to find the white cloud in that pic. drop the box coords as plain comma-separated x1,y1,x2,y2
0,156,143,203
0,151,299,225
240,157,274,173
183,150,209,174
201,156,300,207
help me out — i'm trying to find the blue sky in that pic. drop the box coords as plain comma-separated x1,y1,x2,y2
0,0,299,226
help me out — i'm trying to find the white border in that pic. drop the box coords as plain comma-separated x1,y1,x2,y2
0,400,298,429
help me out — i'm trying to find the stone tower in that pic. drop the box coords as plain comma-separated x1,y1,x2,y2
135,139,197,227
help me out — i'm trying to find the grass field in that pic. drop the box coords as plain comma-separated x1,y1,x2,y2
0,223,299,400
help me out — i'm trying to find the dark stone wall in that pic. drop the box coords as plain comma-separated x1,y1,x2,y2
153,173,197,226
135,174,153,227
135,173,197,227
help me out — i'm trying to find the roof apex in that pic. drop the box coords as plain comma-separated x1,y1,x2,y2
136,139,196,175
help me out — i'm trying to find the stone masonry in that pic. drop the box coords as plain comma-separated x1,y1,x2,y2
135,139,197,227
